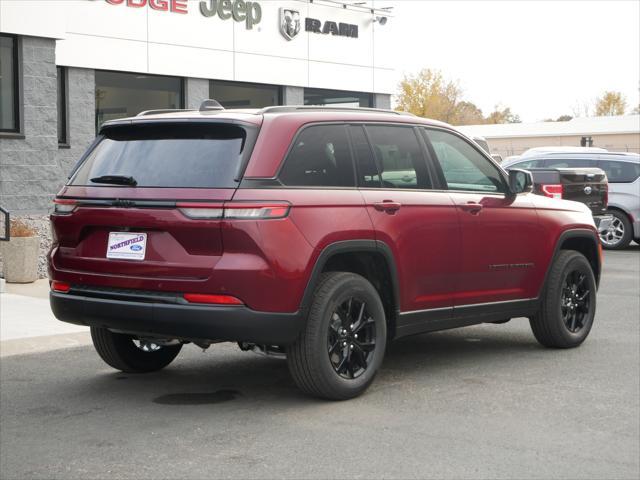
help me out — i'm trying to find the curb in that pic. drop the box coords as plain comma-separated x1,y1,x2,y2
0,331,91,358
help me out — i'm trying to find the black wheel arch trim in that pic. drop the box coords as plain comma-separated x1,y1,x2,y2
299,239,401,319
540,228,601,298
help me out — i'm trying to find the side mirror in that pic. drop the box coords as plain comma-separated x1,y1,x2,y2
508,169,533,195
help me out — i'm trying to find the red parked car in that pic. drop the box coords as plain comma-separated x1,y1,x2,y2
49,103,601,400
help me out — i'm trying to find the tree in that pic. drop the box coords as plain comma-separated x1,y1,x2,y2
485,105,521,124
594,91,627,116
452,101,485,125
631,104,640,115
396,69,462,123
396,68,521,125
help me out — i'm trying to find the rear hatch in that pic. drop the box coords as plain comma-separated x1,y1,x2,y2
51,121,258,291
529,167,608,215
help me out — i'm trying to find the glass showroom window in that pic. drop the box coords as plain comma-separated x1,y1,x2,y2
95,71,184,132
304,88,373,108
0,34,19,132
210,80,281,108
57,67,68,145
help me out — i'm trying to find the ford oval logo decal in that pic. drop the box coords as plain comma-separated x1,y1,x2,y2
130,245,143,251
584,186,593,195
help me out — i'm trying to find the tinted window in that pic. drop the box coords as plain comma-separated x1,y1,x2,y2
366,125,431,189
599,160,640,183
71,124,247,188
279,125,355,187
513,159,546,169
304,88,373,108
545,158,591,168
0,34,18,132
57,67,67,145
95,71,183,133
350,126,381,188
211,80,281,108
424,129,506,193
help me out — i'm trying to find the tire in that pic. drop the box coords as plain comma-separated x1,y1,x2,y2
90,327,182,373
600,210,632,250
529,250,597,348
287,272,387,400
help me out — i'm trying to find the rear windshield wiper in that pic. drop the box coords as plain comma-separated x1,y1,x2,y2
90,175,137,186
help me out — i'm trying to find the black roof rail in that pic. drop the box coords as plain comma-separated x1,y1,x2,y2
257,105,415,116
137,108,194,117
200,99,225,112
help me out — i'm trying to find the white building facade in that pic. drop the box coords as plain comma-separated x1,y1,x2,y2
0,0,396,213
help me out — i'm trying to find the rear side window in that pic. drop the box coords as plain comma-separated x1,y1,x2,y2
71,124,248,188
365,125,431,189
598,160,640,183
545,158,592,168
513,159,546,169
279,125,355,187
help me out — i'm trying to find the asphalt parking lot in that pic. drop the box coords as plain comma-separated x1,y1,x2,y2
1,247,638,480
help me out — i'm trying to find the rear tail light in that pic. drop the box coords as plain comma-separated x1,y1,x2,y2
541,184,563,199
183,293,243,305
177,203,224,219
178,202,290,220
53,199,77,214
51,281,71,293
223,203,290,219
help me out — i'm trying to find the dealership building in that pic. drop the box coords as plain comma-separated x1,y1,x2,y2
0,0,395,216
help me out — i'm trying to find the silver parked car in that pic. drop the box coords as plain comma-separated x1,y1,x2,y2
504,151,640,249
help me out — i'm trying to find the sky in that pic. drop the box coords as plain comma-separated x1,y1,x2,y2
381,0,640,123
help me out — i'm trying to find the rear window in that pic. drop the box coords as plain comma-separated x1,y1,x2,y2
599,160,640,183
71,124,248,188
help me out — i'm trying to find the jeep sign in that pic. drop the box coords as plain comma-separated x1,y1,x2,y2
104,0,262,30
199,0,262,30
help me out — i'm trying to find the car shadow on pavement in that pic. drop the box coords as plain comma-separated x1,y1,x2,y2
2,320,543,409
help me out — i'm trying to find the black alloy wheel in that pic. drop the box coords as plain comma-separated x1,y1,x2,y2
560,269,592,333
327,297,377,379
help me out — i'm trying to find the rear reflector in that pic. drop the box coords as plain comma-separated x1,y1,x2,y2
177,202,290,220
541,184,563,199
53,199,77,214
183,293,243,305
51,281,71,293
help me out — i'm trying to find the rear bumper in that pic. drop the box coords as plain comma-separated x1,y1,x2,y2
50,292,303,345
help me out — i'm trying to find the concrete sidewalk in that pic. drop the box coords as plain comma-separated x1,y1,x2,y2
0,279,89,357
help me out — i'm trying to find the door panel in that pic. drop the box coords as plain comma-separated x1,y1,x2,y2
448,192,542,305
361,190,459,312
423,127,543,306
353,124,460,313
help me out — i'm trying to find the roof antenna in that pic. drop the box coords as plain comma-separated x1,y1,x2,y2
199,99,225,112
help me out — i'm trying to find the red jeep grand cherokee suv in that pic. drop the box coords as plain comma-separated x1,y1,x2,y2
49,103,601,400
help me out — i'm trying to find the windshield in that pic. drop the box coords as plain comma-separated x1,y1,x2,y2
71,123,248,188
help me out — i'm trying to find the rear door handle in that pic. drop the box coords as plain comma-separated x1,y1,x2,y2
458,202,483,215
373,201,402,214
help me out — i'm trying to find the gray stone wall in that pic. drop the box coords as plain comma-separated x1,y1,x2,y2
374,93,391,110
0,36,96,278
283,86,304,105
186,78,210,109
1,36,59,214
57,68,96,176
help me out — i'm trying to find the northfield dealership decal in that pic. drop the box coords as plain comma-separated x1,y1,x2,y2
103,1,358,38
